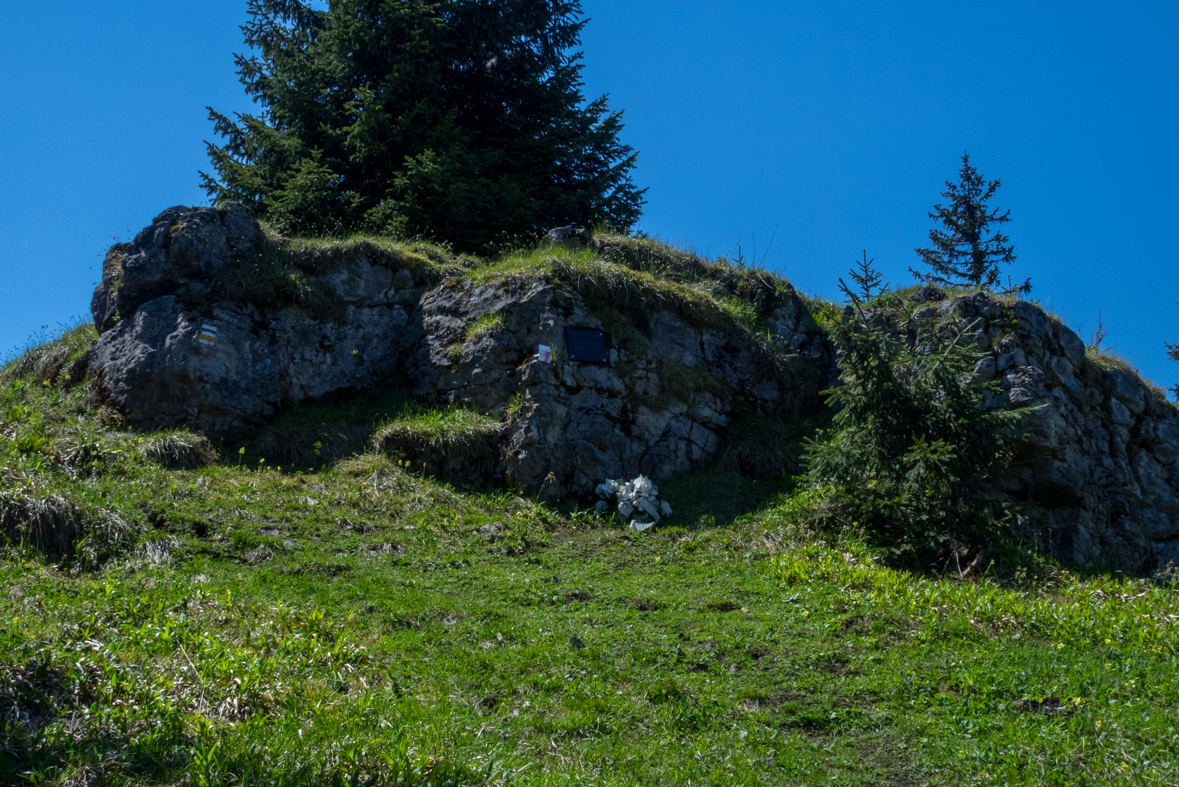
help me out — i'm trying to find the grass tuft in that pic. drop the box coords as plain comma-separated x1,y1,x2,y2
372,407,502,485
0,482,137,565
272,229,472,283
1,321,96,387
465,312,505,342
141,430,219,470
1085,347,1173,405
200,250,345,320
658,360,729,404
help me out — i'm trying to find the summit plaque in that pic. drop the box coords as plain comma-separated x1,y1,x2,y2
564,327,609,365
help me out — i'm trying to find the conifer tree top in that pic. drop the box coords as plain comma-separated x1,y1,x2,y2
911,153,1021,292
201,0,645,253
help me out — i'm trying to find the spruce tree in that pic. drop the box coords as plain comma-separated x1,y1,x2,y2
910,153,1024,292
806,252,1025,564
201,0,645,253
1167,305,1179,401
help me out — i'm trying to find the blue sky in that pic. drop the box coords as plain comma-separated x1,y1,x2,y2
2,1,1177,391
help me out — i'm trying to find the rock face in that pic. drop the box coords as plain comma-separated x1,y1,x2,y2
90,206,429,431
88,205,1179,573
912,291,1179,574
407,276,825,496
92,204,265,333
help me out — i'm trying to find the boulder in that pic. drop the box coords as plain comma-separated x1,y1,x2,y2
541,226,593,249
90,207,427,431
92,204,264,332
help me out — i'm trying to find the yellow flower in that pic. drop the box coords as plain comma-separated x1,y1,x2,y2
1105,638,1112,645
239,447,246,455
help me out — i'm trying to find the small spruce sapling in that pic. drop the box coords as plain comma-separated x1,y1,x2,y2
805,251,1026,566
911,153,1029,295
1167,303,1179,401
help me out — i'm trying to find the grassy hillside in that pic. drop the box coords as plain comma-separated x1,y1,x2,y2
3,250,1179,785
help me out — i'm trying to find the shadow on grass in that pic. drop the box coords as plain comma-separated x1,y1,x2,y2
657,410,827,529
223,371,421,471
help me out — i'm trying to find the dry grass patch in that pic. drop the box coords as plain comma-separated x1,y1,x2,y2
274,231,472,284
0,483,137,564
141,430,219,470
2,322,95,387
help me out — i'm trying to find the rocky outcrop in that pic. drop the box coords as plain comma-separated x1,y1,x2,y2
90,206,430,431
911,290,1179,574
87,205,1179,573
407,276,825,496
90,206,826,470
92,204,265,332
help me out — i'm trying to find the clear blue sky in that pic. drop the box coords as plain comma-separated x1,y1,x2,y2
2,1,1177,391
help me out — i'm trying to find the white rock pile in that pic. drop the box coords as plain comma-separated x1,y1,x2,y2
594,475,673,532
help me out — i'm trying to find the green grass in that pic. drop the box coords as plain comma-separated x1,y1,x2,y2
1,321,95,385
474,248,727,333
374,407,501,442
175,230,475,323
237,377,419,470
4,452,1179,785
199,250,346,320
267,226,473,283
465,312,506,342
371,407,503,485
6,281,1179,785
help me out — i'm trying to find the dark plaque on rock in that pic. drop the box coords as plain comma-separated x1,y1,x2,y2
564,327,609,365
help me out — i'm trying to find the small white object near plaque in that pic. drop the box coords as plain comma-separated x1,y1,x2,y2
538,345,552,363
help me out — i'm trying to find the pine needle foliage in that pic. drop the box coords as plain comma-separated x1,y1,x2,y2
911,153,1027,293
201,0,645,254
805,252,1025,564
1167,303,1179,402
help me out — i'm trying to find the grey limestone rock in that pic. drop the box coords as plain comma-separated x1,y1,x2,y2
926,292,1179,574
408,276,827,497
90,206,424,432
84,204,1179,574
541,226,593,249
92,204,264,332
